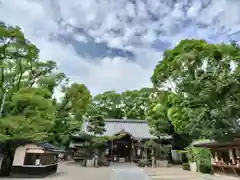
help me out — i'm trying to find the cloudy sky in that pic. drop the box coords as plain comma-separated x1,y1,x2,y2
0,0,240,95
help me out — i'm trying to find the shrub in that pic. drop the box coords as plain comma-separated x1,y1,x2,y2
138,159,147,167
198,163,213,174
185,146,195,162
182,163,190,171
186,140,214,174
187,139,213,162
194,147,213,174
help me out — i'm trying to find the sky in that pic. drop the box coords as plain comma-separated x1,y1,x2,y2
1,0,240,95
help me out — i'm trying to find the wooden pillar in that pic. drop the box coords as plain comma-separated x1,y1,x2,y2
229,148,236,164
144,140,147,160
0,154,3,170
94,154,99,167
214,151,219,162
132,140,135,162
236,148,240,158
151,149,155,168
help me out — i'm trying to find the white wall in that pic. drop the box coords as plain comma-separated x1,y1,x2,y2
12,144,43,166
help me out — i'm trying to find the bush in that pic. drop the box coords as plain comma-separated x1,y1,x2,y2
138,159,147,167
186,140,214,174
182,163,190,171
185,147,195,162
194,148,213,174
198,163,213,174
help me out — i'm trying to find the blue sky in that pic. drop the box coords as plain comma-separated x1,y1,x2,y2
1,0,240,95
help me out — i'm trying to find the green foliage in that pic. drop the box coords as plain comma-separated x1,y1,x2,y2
152,39,240,141
48,83,92,146
145,140,170,160
185,146,195,163
182,163,190,171
2,20,240,151
92,88,159,120
194,147,213,174
86,104,106,135
146,91,175,137
0,23,92,145
137,159,148,167
93,91,124,119
185,140,213,174
198,163,214,174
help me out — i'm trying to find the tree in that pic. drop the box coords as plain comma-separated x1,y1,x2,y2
0,23,70,142
92,88,160,120
0,87,55,140
122,88,159,120
146,91,172,136
86,104,106,136
152,39,240,141
49,83,92,146
93,91,124,119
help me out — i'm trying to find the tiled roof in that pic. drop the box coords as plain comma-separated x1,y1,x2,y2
0,139,65,153
37,142,65,152
80,119,172,139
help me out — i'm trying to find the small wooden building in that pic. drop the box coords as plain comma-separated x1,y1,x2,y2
194,138,240,176
0,139,64,178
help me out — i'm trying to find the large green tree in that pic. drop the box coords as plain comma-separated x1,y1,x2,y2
0,23,68,141
122,88,157,119
0,87,55,140
92,88,160,120
152,39,240,141
146,91,172,136
50,83,92,146
93,91,124,119
0,23,93,144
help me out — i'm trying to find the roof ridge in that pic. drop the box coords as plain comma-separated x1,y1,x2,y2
105,119,147,123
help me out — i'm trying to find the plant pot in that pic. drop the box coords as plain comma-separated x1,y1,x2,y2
189,162,197,172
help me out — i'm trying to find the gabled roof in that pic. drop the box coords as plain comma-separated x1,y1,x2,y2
194,139,240,148
0,139,65,153
37,142,65,152
79,119,172,140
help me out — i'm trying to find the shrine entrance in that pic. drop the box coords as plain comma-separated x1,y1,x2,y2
110,133,133,162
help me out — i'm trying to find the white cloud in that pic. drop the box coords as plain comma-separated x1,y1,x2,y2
1,0,240,96
0,0,155,96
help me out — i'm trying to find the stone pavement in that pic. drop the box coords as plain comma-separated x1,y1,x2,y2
144,166,240,180
2,162,240,180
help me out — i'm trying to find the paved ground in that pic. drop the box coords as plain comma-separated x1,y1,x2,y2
2,162,239,180
145,166,239,180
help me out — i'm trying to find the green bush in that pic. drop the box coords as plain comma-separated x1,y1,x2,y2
138,159,147,167
194,148,213,174
198,163,213,174
185,147,195,162
186,140,214,174
182,163,190,171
